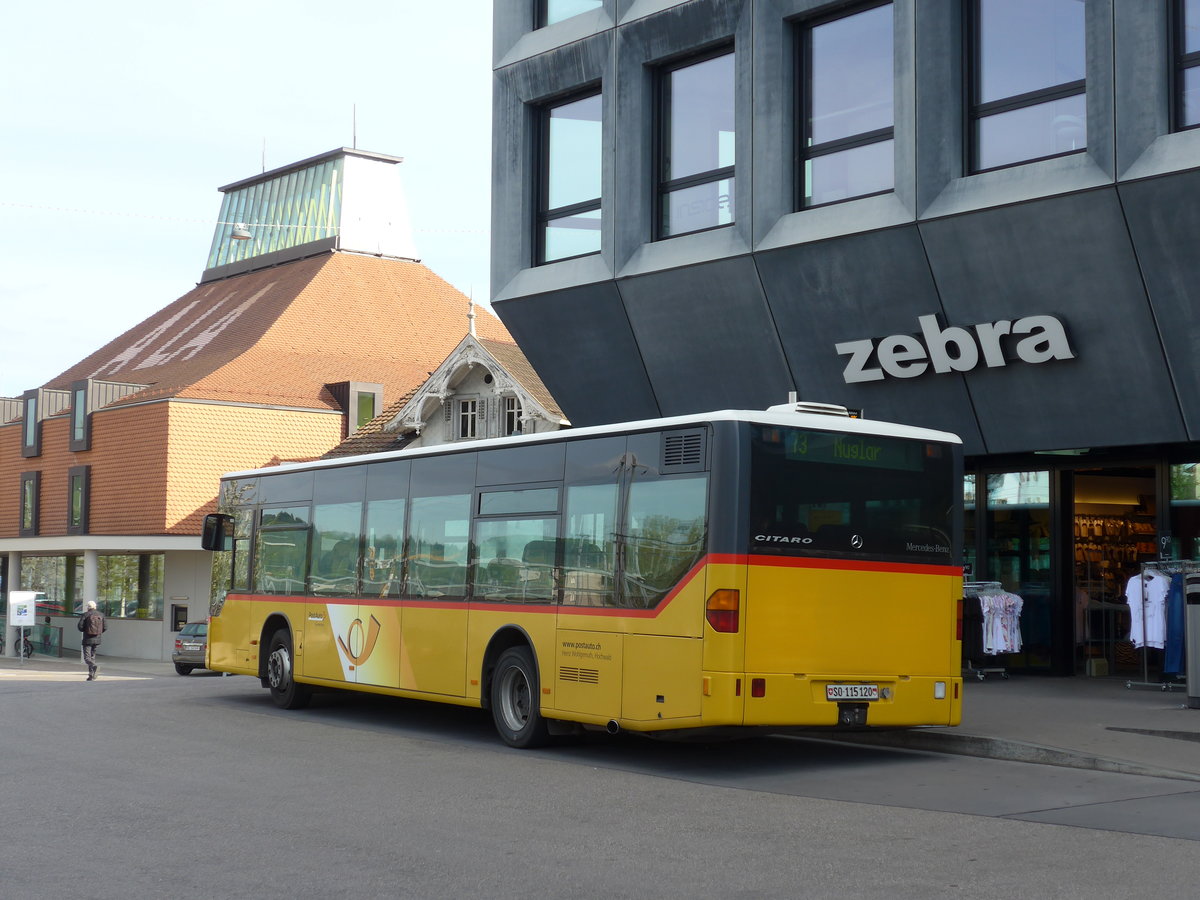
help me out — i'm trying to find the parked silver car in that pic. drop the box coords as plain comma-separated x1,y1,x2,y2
172,622,208,675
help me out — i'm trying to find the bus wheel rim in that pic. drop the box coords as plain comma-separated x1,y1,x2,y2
500,668,530,731
268,648,290,689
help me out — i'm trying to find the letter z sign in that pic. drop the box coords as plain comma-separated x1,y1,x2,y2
836,314,1074,384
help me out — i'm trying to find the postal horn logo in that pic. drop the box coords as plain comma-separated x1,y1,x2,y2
337,615,382,666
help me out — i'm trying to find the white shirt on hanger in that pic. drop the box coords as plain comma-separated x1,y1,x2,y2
1124,570,1169,649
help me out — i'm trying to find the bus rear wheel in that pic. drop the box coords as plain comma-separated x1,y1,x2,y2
491,646,550,749
266,628,312,710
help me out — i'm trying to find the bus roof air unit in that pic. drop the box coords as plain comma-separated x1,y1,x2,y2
767,395,856,418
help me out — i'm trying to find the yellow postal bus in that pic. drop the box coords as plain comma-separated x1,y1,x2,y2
203,403,963,747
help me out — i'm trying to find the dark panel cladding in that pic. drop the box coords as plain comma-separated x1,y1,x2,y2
492,283,661,426
615,257,795,416
754,227,985,453
1119,172,1200,441
920,188,1186,454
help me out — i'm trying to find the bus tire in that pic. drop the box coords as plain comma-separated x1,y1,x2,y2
266,628,312,710
490,646,550,749
174,663,194,676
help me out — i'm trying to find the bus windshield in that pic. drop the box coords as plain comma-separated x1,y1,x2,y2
749,424,957,564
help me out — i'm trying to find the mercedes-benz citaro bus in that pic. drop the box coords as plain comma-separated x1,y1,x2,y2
201,401,963,748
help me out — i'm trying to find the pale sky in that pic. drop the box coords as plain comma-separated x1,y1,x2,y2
0,1,495,397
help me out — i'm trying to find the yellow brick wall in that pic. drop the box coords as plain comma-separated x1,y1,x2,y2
164,403,343,534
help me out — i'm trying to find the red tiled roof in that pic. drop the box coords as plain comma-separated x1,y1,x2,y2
46,253,512,410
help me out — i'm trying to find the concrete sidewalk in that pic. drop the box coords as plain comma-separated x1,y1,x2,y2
822,674,1200,782
5,652,1199,780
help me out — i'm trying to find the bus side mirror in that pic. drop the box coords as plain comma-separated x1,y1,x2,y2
201,513,234,551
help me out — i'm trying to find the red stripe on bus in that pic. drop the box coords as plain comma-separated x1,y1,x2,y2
221,554,956,618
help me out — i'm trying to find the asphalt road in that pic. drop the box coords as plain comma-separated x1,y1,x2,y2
4,667,1199,899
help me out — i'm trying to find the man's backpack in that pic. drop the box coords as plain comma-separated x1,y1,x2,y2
84,612,104,636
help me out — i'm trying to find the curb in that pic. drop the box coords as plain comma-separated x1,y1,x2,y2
807,729,1200,783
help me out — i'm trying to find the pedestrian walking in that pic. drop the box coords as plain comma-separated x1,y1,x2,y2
77,601,106,681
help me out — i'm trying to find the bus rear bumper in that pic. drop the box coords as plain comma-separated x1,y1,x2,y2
731,672,962,728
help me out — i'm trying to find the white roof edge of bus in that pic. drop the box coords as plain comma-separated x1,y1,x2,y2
220,409,962,480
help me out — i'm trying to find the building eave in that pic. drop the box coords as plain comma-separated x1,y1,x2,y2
0,535,202,553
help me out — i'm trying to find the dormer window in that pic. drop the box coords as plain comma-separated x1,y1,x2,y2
327,381,384,437
70,379,92,452
21,390,40,457
354,387,381,430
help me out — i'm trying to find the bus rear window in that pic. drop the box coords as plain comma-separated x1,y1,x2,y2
749,425,956,564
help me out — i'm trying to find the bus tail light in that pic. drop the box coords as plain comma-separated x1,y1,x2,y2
706,589,740,633
955,598,963,641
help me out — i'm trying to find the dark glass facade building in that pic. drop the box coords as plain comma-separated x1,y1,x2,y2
491,0,1200,677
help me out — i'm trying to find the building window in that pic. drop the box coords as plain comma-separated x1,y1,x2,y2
538,90,602,264
799,3,894,208
21,390,40,458
69,380,91,452
458,399,479,440
969,0,1086,172
504,397,523,436
20,471,40,537
1175,0,1200,130
67,466,90,535
538,0,602,28
658,49,735,239
97,554,165,619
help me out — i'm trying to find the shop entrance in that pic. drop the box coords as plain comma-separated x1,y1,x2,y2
1071,467,1156,677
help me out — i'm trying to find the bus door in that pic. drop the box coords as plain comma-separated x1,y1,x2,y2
306,500,366,685
401,482,472,697
616,464,708,723
557,460,624,717
254,504,343,683
356,466,409,690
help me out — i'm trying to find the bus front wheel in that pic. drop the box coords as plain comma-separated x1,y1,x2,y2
491,646,550,749
267,629,313,710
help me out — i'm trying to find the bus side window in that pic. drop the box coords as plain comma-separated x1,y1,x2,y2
473,520,559,603
309,501,362,595
232,509,253,591
408,494,471,599
255,506,311,595
407,455,476,600
623,476,708,608
364,498,406,598
563,483,618,607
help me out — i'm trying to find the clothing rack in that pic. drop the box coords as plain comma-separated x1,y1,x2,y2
963,581,1010,681
1125,560,1198,691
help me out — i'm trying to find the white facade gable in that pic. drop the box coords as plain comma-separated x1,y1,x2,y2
384,336,566,448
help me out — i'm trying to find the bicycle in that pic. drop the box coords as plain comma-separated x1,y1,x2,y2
0,631,36,660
